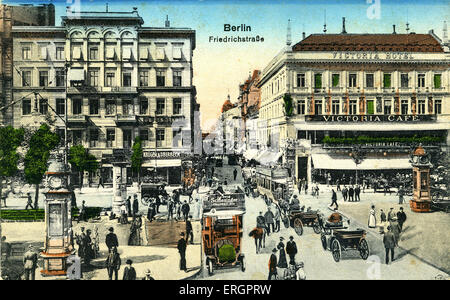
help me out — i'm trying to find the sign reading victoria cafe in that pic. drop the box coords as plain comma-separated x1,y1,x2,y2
306,114,436,122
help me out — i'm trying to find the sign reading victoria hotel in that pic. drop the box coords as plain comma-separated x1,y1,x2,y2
332,51,416,60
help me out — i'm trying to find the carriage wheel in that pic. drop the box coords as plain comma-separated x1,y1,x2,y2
331,239,341,262
240,256,246,272
321,233,327,250
282,216,290,229
359,239,370,260
294,218,303,236
207,258,214,276
313,221,321,234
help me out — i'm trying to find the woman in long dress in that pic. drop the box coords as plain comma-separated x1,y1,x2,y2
368,205,377,228
277,237,288,278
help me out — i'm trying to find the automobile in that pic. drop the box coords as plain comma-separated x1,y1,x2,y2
140,182,169,206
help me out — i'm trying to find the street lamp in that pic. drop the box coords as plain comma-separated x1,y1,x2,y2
349,145,365,185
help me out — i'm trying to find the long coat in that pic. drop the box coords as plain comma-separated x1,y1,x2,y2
286,241,298,256
106,252,121,270
264,211,274,224
268,254,277,272
383,231,396,249
123,266,136,280
277,242,288,268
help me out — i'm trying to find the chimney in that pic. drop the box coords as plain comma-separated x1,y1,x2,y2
165,15,170,28
302,32,306,40
393,25,396,34
342,17,347,34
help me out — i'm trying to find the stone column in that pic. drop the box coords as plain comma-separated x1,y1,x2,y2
112,163,127,215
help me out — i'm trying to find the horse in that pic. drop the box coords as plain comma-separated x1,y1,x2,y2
249,227,266,254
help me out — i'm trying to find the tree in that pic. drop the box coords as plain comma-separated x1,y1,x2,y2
131,136,143,183
24,123,59,209
69,144,99,188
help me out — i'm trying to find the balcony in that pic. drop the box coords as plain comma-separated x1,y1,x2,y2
67,115,88,126
102,86,137,93
115,114,137,125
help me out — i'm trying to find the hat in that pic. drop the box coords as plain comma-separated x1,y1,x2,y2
109,227,114,232
272,248,277,253
180,232,185,236
28,245,33,249
145,269,151,275
126,259,133,265
289,236,294,240
280,237,284,241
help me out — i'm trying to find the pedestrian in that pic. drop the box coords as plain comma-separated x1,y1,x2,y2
142,269,155,280
398,187,405,204
397,207,407,232
181,200,190,222
1,236,11,262
348,186,354,202
273,204,281,232
78,200,87,222
105,246,121,280
330,189,338,210
122,259,136,280
233,168,238,181
379,209,387,233
277,237,288,278
342,186,348,202
167,198,175,220
128,216,142,246
387,208,395,222
336,179,341,191
186,216,194,244
304,181,308,195
383,226,396,264
389,217,401,245
132,194,139,217
120,203,128,224
126,196,132,217
268,248,278,280
83,229,94,265
25,192,34,210
368,205,376,228
256,211,266,230
23,245,38,280
155,194,161,213
177,232,187,272
297,179,302,194
314,184,319,198
355,185,361,201
76,227,86,261
105,227,119,252
147,201,155,223
264,208,275,235
286,236,298,265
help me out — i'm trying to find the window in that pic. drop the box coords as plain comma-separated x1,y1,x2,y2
172,46,182,60
89,129,99,147
89,99,99,115
89,47,99,60
434,74,442,88
22,46,31,60
123,72,132,87
173,70,182,87
383,73,391,88
39,99,48,114
366,73,374,88
296,73,305,87
72,130,82,145
56,98,65,115
139,70,148,86
401,73,409,88
156,70,166,87
39,46,48,60
297,100,305,115
72,98,82,115
72,46,82,60
122,99,133,115
332,100,340,114
418,74,425,88
56,47,64,60
22,99,31,115
332,74,340,87
314,73,322,88
106,100,116,115
383,100,392,115
314,100,322,115
56,69,65,87
156,128,165,147
106,129,115,147
88,69,98,87
417,99,426,114
22,70,31,87
173,98,182,115
434,99,442,114
348,73,357,87
349,100,357,115
140,97,148,115
39,70,49,87
123,130,132,148
139,129,149,142
105,71,115,87
122,47,132,60
156,98,165,115
401,100,408,115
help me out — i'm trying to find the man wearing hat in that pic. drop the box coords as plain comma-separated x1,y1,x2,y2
142,269,155,280
122,259,136,280
177,232,187,272
268,248,278,280
25,192,34,210
23,245,38,280
132,194,139,217
105,246,121,280
286,236,298,266
105,227,119,252
383,226,396,264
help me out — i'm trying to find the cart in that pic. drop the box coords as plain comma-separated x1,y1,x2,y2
321,227,370,262
284,209,322,236
140,182,169,206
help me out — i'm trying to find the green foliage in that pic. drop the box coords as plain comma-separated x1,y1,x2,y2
131,136,143,173
69,144,99,174
24,124,59,185
0,126,24,178
218,244,236,263
0,209,45,221
322,135,445,145
283,94,294,117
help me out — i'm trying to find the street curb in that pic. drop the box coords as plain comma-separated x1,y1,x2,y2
337,209,450,276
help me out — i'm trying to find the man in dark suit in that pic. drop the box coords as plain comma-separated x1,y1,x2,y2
286,236,298,265
383,226,396,264
122,259,136,280
105,246,121,280
397,207,407,232
105,227,119,252
178,232,187,272
354,185,361,201
132,194,139,217
186,216,194,244
268,248,278,280
181,201,190,222
348,186,354,202
233,168,238,181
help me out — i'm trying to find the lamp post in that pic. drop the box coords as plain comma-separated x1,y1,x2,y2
349,145,364,185
409,145,433,212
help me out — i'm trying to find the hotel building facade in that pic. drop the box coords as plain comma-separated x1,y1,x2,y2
257,31,450,183
10,9,198,186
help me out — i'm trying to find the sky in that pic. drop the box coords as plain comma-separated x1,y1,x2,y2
4,0,449,131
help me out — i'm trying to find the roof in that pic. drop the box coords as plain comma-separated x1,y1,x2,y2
292,34,444,53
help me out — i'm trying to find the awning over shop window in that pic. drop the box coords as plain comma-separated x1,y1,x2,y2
256,151,282,166
311,154,411,170
68,68,84,81
142,159,182,168
243,149,259,160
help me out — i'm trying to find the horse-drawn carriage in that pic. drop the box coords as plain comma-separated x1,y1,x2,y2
320,225,370,262
281,208,322,236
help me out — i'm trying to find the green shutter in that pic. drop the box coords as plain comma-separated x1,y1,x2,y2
332,74,339,87
383,74,391,88
315,74,322,88
367,100,374,114
434,74,441,88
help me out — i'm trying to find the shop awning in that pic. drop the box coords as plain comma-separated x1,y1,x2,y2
257,151,282,166
142,159,182,168
68,68,84,81
243,149,259,160
311,154,411,170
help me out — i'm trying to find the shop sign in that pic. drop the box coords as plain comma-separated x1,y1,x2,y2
306,114,436,123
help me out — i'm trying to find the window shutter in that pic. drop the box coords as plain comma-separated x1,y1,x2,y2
156,47,165,60
73,46,81,60
166,98,173,116
140,48,148,60
106,47,115,59
40,47,48,60
123,48,131,60
172,47,182,59
149,97,156,116
166,127,172,148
